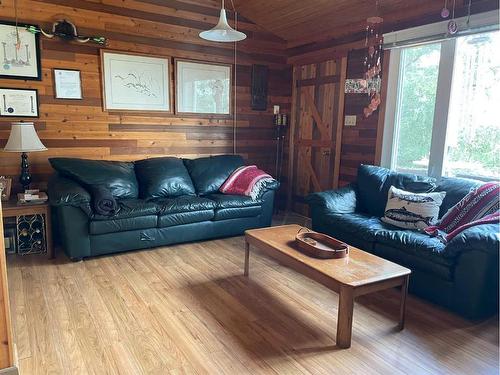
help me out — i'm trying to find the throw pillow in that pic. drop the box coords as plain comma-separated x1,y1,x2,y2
134,157,196,199
220,165,275,200
49,158,138,199
424,182,499,242
381,186,446,230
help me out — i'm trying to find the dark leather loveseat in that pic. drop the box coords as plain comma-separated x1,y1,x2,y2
47,155,278,261
307,165,499,319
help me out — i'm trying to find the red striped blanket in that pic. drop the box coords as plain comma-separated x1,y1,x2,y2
425,182,499,242
220,165,274,200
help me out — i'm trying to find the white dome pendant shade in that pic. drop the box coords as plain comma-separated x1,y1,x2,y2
200,0,246,42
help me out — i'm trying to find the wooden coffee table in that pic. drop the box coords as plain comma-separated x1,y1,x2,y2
244,224,411,349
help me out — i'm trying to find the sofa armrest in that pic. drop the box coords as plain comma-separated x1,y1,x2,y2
306,184,358,214
264,179,280,191
443,223,499,258
47,174,91,207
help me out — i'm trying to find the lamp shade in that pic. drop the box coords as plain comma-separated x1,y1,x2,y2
4,122,47,152
199,7,247,43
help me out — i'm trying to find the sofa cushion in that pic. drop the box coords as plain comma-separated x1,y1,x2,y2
373,243,453,281
374,229,449,266
158,210,214,228
357,165,436,217
319,212,389,242
50,158,138,199
91,199,158,220
207,193,262,209
154,196,216,215
90,215,157,235
213,206,262,221
135,157,196,199
435,176,483,218
184,155,244,195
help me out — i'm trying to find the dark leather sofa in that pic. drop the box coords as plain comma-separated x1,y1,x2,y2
307,165,499,319
47,155,278,261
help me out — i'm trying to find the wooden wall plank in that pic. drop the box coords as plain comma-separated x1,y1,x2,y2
0,0,292,196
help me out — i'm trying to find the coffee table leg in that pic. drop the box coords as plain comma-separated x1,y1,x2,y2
336,285,354,349
399,275,409,330
244,241,250,277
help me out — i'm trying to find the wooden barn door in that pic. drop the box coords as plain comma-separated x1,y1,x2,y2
288,58,347,215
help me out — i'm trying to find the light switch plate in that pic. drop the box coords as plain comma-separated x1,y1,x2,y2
344,115,357,127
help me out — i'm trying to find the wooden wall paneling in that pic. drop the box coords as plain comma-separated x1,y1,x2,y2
0,0,292,194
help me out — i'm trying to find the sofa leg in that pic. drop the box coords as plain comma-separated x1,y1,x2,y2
70,257,83,262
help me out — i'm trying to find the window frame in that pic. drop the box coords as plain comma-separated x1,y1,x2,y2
381,34,497,180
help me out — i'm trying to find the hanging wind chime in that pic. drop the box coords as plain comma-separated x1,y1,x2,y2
362,1,384,118
441,0,473,34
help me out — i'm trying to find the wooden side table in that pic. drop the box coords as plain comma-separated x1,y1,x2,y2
1,199,54,259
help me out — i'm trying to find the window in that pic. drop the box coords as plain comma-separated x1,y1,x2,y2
383,30,500,180
443,32,500,179
393,43,441,175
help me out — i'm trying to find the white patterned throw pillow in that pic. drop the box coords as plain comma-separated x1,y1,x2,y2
381,186,446,230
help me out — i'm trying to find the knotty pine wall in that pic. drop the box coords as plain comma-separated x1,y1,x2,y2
0,0,292,200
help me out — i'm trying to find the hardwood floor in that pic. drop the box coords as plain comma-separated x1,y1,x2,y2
7,230,499,374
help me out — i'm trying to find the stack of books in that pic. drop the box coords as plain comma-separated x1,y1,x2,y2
17,189,48,204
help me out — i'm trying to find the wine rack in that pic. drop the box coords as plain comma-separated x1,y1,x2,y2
16,214,47,255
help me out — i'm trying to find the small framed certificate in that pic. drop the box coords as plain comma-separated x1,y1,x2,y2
0,88,39,117
54,69,83,99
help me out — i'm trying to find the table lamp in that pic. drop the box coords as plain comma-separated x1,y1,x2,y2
3,122,47,192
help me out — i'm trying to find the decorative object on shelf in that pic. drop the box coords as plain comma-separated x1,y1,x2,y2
17,190,48,204
26,19,106,45
3,122,47,191
101,50,172,112
251,64,268,111
0,20,42,80
441,0,450,18
362,0,384,118
199,0,246,42
447,0,458,34
0,87,39,117
0,176,12,201
176,59,231,115
53,69,82,99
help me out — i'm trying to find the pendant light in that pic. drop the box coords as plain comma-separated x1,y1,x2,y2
199,0,246,42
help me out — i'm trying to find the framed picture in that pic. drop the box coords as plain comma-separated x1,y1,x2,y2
54,69,82,99
101,50,172,112
0,176,12,201
0,88,39,117
175,59,232,116
0,21,42,80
